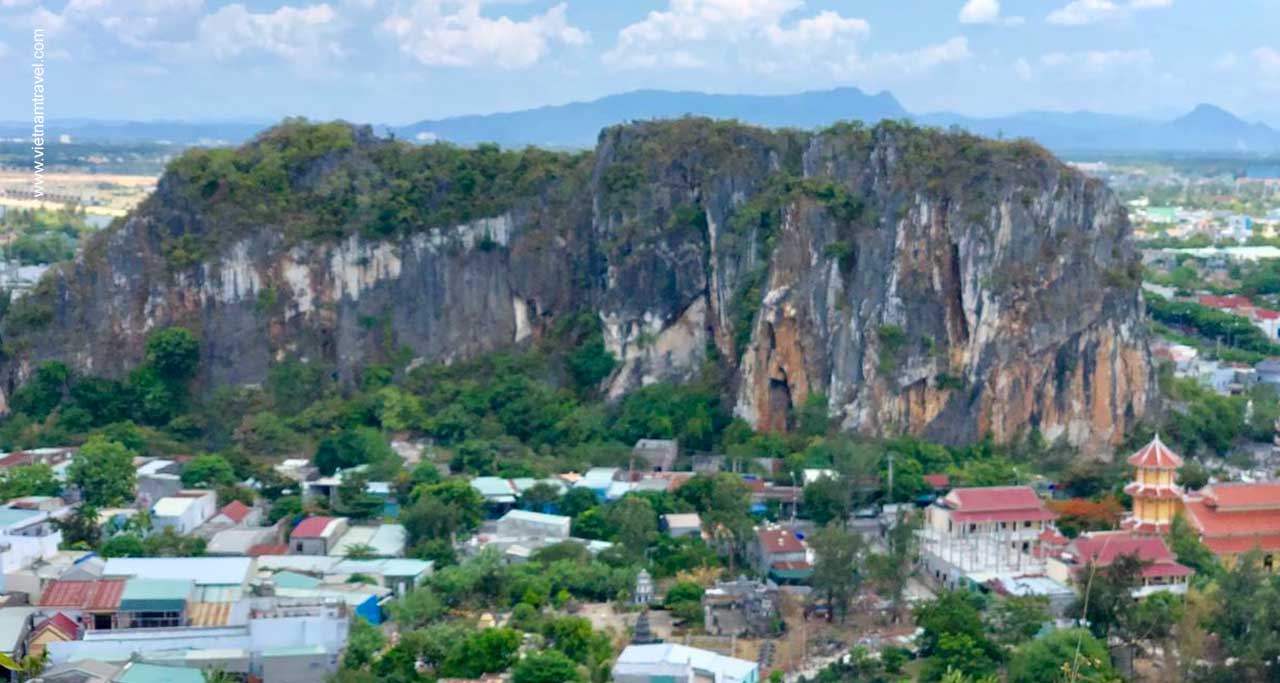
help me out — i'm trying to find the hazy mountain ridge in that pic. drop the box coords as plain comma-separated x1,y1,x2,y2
12,90,1280,154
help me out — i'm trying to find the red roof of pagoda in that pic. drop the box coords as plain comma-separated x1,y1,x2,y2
1127,435,1183,470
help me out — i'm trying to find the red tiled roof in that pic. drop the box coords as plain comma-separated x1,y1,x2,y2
1039,527,1069,545
1199,295,1252,310
923,474,950,489
1127,435,1183,470
1141,562,1194,579
1256,309,1280,321
1202,534,1280,555
1201,482,1280,511
756,527,806,554
218,501,252,524
38,579,125,611
291,516,336,539
247,544,289,557
945,486,1045,512
771,561,812,571
1067,532,1177,566
33,612,80,640
1124,483,1182,499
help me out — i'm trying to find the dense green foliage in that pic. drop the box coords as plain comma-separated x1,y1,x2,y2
0,208,95,265
161,119,589,259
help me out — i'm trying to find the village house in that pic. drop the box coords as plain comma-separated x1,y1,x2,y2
919,485,1058,589
632,439,679,472
613,643,759,683
150,490,217,536
289,517,349,556
1046,531,1193,597
701,577,781,637
660,513,703,539
750,526,811,584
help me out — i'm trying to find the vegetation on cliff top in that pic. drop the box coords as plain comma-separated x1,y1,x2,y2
155,118,590,261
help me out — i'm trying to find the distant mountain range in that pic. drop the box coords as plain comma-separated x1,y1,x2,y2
7,89,1280,154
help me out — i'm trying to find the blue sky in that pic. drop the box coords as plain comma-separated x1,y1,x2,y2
2,0,1280,125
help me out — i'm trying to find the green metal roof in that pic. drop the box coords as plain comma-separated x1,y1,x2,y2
262,645,327,657
115,663,204,683
273,571,322,589
120,578,193,612
0,507,41,529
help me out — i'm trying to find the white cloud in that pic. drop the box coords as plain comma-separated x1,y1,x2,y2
1046,0,1169,26
0,0,38,8
198,4,344,63
958,0,1022,26
59,0,204,48
1255,47,1280,76
604,0,871,74
1214,52,1239,70
381,0,588,69
1013,57,1033,80
871,36,971,74
1039,48,1153,74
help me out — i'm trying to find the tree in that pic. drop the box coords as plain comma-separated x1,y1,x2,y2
1072,554,1147,640
677,473,752,569
314,426,398,477
513,650,583,683
334,470,384,520
986,595,1051,649
440,628,521,678
99,534,147,558
268,495,303,524
68,435,136,507
519,482,562,512
607,495,657,560
914,591,1002,682
868,509,919,619
9,361,69,420
145,327,201,386
810,523,867,622
665,581,704,625
181,454,237,489
403,479,484,547
1169,513,1219,578
55,505,100,548
342,617,385,670
0,463,60,500
803,474,852,526
1007,628,1118,683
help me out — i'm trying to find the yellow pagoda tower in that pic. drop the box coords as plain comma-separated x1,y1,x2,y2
1121,434,1183,535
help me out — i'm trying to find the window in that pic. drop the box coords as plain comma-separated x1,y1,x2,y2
1266,554,1274,571
1024,521,1032,528
128,610,182,629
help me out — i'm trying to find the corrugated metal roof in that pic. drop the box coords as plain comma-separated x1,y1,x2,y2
120,578,193,611
115,662,204,683
104,557,253,586
0,608,36,653
37,579,125,610
188,601,233,627
0,507,41,529
291,516,344,539
272,571,322,589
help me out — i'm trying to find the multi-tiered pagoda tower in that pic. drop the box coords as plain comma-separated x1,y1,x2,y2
1121,434,1184,534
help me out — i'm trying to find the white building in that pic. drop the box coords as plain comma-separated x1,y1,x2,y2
151,490,218,535
0,507,62,574
494,510,570,539
613,644,759,683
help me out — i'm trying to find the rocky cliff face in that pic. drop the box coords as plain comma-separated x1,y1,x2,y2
0,119,1153,453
